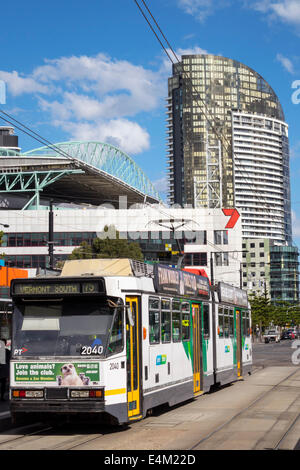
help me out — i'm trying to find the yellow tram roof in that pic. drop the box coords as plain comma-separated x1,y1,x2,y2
61,259,137,278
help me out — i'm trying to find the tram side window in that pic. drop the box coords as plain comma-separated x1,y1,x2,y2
149,297,160,344
203,304,210,338
247,311,251,336
224,308,229,338
218,307,224,337
161,299,171,343
229,309,234,337
107,307,124,356
243,310,250,336
181,302,190,341
172,299,181,342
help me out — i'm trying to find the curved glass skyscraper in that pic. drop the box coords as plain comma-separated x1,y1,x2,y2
167,54,292,245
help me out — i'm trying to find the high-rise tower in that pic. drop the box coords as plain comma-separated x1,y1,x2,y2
167,54,292,246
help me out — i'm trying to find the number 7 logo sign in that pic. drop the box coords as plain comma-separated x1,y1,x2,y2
222,209,240,229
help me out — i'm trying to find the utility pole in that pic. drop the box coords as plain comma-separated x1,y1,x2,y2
240,263,242,289
48,199,54,270
210,252,214,285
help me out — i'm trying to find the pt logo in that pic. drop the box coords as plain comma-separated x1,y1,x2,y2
14,348,28,355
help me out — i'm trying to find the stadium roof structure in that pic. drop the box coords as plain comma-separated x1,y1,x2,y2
0,141,161,208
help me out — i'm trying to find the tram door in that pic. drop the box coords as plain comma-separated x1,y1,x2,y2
126,297,142,419
192,304,202,394
235,309,242,378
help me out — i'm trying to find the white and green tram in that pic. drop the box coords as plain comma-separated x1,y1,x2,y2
9,259,252,425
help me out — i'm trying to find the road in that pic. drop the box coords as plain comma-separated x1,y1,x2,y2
253,337,300,368
0,340,299,452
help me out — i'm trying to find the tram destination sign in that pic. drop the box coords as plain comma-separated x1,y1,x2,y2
154,265,210,298
11,280,105,297
217,282,248,308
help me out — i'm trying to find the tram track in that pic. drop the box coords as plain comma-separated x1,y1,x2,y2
1,365,299,450
0,420,127,450
188,367,300,450
0,423,53,449
273,412,300,450
0,423,105,450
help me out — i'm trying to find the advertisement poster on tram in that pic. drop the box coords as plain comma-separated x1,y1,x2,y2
154,265,210,298
13,362,100,386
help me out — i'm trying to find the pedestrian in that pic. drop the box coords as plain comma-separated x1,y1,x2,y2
0,340,11,401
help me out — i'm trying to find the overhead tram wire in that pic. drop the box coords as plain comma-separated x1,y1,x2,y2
0,113,76,165
0,109,78,163
133,0,286,224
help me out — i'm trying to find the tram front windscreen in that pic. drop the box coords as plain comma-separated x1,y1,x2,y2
12,297,123,358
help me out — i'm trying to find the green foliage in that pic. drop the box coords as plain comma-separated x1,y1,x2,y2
69,226,144,261
249,293,273,329
68,241,94,260
249,292,300,329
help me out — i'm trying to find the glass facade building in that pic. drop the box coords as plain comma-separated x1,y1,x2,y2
270,246,299,303
167,54,297,301
167,54,291,243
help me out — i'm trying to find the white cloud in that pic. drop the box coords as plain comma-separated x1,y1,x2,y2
0,70,50,96
276,53,295,73
32,53,164,110
178,0,231,22
55,119,150,155
0,48,213,156
250,1,300,25
271,0,300,24
0,53,168,156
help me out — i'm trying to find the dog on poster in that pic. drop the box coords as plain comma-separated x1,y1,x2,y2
57,363,84,386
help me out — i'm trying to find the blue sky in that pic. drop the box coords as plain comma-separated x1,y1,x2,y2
1,0,300,247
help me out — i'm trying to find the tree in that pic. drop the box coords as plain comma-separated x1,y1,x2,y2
248,293,274,332
249,293,300,332
272,301,300,328
69,226,144,261
68,241,94,260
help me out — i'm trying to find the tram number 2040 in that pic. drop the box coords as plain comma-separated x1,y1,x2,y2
81,345,104,355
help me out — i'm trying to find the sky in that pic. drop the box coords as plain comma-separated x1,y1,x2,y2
1,0,300,247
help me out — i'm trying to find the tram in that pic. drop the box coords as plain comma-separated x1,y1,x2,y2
9,258,252,425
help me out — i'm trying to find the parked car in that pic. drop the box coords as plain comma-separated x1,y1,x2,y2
281,330,291,340
281,329,298,340
264,329,280,343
